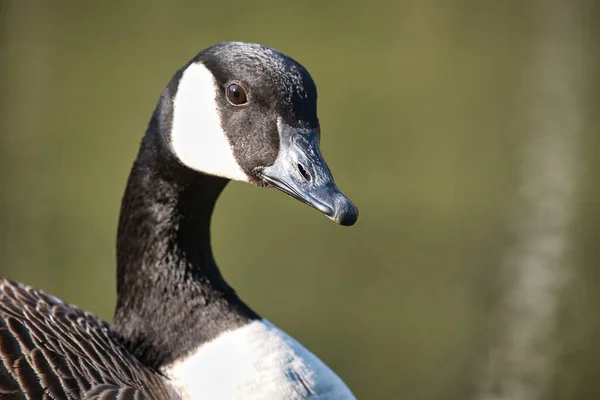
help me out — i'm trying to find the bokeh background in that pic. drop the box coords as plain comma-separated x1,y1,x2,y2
0,1,597,399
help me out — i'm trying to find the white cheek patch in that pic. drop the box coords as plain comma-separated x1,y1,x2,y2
170,62,249,182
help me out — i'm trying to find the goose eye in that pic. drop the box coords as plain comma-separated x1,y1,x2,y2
226,83,248,106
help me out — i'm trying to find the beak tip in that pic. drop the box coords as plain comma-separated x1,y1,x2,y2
331,198,359,226
337,214,358,226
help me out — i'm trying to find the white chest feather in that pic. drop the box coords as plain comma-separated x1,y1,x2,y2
162,320,355,400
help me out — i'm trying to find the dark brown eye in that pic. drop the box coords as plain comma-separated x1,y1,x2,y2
225,83,248,106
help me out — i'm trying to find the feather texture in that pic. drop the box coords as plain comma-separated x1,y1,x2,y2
0,279,174,400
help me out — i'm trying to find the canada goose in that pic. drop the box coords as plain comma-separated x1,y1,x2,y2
0,42,358,399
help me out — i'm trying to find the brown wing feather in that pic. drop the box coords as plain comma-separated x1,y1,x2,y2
0,279,174,400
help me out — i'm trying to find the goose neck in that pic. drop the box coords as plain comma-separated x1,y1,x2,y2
112,125,258,369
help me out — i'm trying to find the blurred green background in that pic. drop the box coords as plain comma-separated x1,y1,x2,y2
0,1,598,399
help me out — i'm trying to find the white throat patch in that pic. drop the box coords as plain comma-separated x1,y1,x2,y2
163,319,356,400
170,62,249,182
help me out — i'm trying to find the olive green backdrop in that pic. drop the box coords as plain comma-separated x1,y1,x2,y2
0,1,598,399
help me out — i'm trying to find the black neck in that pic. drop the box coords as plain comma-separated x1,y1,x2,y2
112,98,259,370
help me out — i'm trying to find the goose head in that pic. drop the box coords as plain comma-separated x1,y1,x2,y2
166,41,358,226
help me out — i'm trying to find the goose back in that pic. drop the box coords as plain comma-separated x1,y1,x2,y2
0,279,173,399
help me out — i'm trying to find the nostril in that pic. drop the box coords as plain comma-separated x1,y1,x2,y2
297,164,311,182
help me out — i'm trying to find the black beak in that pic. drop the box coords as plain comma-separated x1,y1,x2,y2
256,122,358,226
